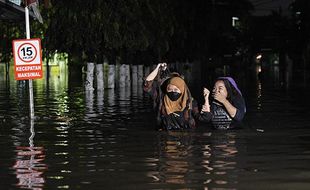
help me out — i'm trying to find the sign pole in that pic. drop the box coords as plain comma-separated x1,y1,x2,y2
25,6,35,119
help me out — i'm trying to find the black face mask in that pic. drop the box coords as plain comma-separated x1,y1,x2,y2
167,92,181,101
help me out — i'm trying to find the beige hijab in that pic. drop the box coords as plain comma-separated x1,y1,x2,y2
164,77,189,114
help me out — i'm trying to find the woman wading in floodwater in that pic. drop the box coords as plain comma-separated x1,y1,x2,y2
200,77,246,129
143,63,201,130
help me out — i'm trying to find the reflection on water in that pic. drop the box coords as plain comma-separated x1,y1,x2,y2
96,89,104,113
210,132,239,188
145,131,240,189
154,132,193,185
119,86,131,114
12,120,47,190
1,64,310,189
85,90,94,118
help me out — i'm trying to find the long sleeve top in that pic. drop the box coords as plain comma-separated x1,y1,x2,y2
200,95,246,129
143,76,200,130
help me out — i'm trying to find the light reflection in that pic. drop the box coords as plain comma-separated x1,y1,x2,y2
107,89,115,108
255,63,263,110
97,89,104,113
148,131,241,188
137,65,144,99
257,79,262,110
85,89,94,113
273,64,280,87
55,152,69,155
204,132,238,189
57,134,68,137
48,176,64,180
150,132,193,185
118,85,131,114
54,140,68,146
57,185,69,189
55,96,69,116
13,119,47,190
131,65,139,100
215,180,228,185
60,170,71,173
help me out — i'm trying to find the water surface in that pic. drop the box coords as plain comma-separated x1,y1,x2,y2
1,66,310,190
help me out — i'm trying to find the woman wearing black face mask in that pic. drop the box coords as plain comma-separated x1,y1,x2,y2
143,63,200,130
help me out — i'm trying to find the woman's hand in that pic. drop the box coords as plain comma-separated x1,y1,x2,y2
213,92,227,104
158,62,167,70
203,88,210,100
146,63,167,81
214,92,237,118
201,104,210,112
201,88,210,112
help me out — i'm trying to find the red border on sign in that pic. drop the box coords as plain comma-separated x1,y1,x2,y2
14,64,43,80
12,38,43,80
17,42,37,63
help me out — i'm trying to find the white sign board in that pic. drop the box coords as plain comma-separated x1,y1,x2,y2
12,38,43,80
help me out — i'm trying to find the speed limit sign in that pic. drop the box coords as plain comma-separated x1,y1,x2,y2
12,38,43,80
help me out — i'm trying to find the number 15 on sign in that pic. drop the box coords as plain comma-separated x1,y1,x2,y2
12,38,43,80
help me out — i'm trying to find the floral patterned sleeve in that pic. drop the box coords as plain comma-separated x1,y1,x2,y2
191,100,200,118
143,79,159,101
143,79,153,92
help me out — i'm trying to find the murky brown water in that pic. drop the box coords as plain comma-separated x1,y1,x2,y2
1,64,310,190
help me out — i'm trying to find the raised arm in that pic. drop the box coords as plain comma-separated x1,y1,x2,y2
145,63,167,81
201,88,210,113
199,87,212,122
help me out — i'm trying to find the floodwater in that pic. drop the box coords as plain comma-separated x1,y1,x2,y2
1,64,310,190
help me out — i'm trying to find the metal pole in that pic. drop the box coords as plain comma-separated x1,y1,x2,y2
25,6,35,119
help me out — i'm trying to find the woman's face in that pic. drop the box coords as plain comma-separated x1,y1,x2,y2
212,80,228,98
167,84,181,93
